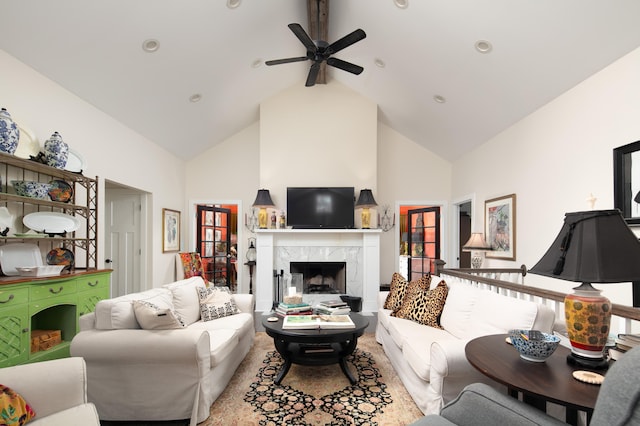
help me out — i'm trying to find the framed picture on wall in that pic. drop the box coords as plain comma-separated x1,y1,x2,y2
485,194,516,260
162,208,181,252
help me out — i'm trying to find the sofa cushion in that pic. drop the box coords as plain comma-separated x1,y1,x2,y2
207,329,240,367
440,282,483,339
197,286,240,321
468,291,538,338
397,280,449,329
163,276,207,325
132,300,186,330
392,274,432,318
30,403,99,426
188,312,254,337
402,327,458,381
383,272,409,311
94,288,173,330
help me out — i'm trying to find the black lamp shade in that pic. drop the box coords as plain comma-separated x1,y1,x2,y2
252,189,275,208
355,189,378,208
530,209,640,283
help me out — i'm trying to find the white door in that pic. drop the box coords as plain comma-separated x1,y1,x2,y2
105,188,143,297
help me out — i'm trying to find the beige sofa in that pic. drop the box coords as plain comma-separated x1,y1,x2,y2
376,274,555,415
70,276,254,425
0,357,100,425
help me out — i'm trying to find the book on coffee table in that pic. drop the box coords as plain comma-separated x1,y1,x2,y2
282,314,355,330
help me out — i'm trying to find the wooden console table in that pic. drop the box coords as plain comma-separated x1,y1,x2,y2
465,334,601,425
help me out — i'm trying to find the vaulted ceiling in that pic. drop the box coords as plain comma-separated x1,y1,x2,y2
2,1,640,162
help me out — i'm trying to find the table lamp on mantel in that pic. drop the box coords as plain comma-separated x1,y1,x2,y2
530,209,640,369
355,189,377,229
252,189,275,229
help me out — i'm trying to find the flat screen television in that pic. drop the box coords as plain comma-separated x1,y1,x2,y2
287,187,355,229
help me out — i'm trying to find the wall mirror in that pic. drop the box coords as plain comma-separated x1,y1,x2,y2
614,140,640,225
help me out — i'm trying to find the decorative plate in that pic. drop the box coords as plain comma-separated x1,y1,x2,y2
48,179,73,202
14,124,39,159
46,248,74,271
23,212,81,235
0,243,43,276
64,149,85,173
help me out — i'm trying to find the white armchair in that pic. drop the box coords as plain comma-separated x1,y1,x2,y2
0,357,100,425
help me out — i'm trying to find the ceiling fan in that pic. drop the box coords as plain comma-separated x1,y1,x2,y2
265,22,367,87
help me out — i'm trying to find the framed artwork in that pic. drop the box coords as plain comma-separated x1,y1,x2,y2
485,194,516,260
214,229,222,241
204,211,214,226
613,140,640,224
205,228,214,242
162,208,181,252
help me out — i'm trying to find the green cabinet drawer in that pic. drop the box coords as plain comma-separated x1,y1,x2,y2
0,287,29,307
30,279,77,302
77,273,110,294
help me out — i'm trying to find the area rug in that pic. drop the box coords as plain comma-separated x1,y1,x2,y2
200,332,423,426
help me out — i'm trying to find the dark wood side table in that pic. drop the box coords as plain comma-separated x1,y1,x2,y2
262,314,369,385
465,334,601,425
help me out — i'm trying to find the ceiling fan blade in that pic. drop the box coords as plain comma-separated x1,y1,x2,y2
288,23,316,52
305,62,321,87
265,56,309,66
326,57,364,75
327,29,366,54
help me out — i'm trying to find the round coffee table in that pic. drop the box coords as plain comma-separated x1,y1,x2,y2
262,313,369,385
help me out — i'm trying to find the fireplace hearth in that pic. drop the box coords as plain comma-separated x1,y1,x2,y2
290,261,346,294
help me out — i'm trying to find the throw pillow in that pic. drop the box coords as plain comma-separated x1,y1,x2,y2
132,300,186,330
178,252,205,278
197,286,240,321
383,273,409,311
398,280,449,329
0,384,36,425
391,274,432,318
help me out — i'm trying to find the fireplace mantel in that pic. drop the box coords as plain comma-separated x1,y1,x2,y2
254,229,381,313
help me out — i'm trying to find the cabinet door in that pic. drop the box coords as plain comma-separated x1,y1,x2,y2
0,304,30,367
78,288,109,317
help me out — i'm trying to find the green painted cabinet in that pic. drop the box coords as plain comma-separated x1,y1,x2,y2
0,270,111,367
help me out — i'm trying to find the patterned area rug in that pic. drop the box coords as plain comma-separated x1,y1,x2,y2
200,332,423,426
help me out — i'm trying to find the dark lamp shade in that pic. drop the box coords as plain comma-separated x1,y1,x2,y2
530,209,640,283
355,189,378,208
252,189,275,208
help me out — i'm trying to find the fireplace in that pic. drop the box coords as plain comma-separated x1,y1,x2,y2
290,261,346,294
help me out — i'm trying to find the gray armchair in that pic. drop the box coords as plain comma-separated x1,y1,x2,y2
411,344,640,426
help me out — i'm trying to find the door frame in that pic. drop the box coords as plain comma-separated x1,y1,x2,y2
394,200,448,274
451,194,477,269
188,199,244,290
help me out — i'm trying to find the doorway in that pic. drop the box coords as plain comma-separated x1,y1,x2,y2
399,204,442,280
104,181,149,297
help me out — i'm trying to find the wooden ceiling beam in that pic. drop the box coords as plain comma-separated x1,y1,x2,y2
307,0,328,84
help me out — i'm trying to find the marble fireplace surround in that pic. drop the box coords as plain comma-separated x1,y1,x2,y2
254,229,381,313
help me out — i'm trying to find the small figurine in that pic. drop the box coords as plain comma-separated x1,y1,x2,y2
279,211,286,229
271,211,277,229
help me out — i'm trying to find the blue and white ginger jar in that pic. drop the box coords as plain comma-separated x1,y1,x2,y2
44,131,69,169
0,108,20,155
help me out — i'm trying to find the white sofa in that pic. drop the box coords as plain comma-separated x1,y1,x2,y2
0,357,100,425
70,276,255,425
376,275,555,416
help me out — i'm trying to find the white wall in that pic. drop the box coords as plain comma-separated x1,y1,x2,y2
452,46,640,306
0,49,186,286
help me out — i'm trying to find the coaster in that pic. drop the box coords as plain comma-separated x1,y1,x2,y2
267,317,279,322
572,370,604,385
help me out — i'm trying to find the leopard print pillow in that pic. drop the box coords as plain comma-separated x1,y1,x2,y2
397,280,449,329
391,274,432,318
383,272,409,311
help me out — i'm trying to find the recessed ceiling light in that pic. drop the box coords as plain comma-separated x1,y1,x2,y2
433,95,446,104
142,39,160,53
394,0,408,9
474,40,492,54
227,0,241,9
251,59,263,68
374,58,386,68
189,94,202,103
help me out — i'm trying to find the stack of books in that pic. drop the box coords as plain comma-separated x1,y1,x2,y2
315,299,351,315
608,333,640,361
282,314,356,330
275,302,313,317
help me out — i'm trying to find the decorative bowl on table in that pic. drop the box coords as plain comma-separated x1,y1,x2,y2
11,180,52,199
508,329,560,362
